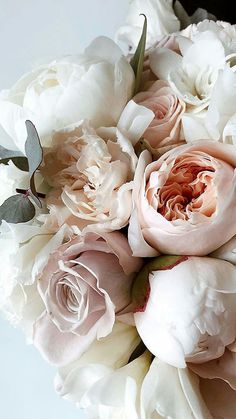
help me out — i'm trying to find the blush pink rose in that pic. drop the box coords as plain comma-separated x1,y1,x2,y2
33,231,142,366
134,80,185,156
129,141,236,256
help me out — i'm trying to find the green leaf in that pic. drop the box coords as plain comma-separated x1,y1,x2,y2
0,145,24,160
0,145,29,171
132,255,187,312
25,120,43,207
130,14,147,95
0,194,35,224
11,157,29,171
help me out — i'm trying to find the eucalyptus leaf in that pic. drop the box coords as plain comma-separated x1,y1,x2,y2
0,145,24,160
0,145,29,171
11,157,29,171
0,194,35,224
130,14,147,95
132,255,187,312
0,157,29,171
25,120,43,207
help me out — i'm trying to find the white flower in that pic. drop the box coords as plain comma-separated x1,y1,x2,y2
116,0,180,53
0,162,28,205
182,66,236,143
150,31,226,112
0,221,70,338
141,358,211,418
134,256,236,368
181,20,236,58
55,322,151,418
0,37,134,152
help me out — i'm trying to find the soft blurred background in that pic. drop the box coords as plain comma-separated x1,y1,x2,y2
0,0,129,90
0,0,234,418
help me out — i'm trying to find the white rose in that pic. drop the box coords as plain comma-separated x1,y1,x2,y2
55,322,151,418
116,0,180,53
0,37,134,152
150,31,226,112
0,221,69,338
134,256,236,368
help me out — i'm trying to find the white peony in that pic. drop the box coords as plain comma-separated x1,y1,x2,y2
116,0,180,53
134,256,236,368
0,37,134,152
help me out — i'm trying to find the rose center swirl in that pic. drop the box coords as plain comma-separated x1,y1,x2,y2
146,154,217,221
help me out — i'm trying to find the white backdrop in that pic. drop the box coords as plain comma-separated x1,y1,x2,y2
0,1,129,418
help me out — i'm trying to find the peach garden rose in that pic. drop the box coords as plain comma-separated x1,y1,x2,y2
129,141,236,256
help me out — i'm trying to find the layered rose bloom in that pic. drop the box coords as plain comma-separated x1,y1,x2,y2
42,123,137,234
33,232,142,365
129,141,236,256
134,80,185,156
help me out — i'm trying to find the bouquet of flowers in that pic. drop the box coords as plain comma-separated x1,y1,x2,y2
1,0,236,417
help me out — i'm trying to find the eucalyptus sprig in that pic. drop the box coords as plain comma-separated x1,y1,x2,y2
0,120,44,224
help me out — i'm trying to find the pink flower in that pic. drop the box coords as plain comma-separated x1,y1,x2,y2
41,124,137,234
129,141,236,256
134,80,185,156
33,231,142,366
141,351,236,418
189,347,236,418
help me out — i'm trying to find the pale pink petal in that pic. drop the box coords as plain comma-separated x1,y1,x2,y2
200,378,236,418
189,349,236,390
33,312,96,366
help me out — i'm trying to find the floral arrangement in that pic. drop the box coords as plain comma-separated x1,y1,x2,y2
1,0,236,418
